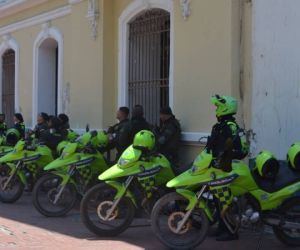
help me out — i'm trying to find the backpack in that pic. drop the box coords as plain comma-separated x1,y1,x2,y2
227,121,250,159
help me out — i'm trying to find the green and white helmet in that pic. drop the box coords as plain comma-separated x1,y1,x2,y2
287,143,300,170
211,95,238,117
133,130,155,151
255,150,279,179
90,130,109,148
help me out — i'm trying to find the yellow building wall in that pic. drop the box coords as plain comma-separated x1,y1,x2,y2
110,0,242,135
0,0,104,129
0,0,243,164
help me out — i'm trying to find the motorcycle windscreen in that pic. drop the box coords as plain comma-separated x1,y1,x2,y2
99,163,143,180
117,145,142,169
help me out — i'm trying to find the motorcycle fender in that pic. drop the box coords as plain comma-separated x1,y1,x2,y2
176,188,213,222
105,180,137,207
6,163,27,185
176,189,198,210
51,171,76,186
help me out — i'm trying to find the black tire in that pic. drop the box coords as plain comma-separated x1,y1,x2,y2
0,166,24,203
273,198,300,246
80,182,135,237
151,192,209,250
32,173,77,217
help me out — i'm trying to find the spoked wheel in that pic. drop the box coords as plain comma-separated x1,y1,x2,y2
32,173,77,217
151,192,209,250
273,198,300,246
80,183,135,237
0,166,24,203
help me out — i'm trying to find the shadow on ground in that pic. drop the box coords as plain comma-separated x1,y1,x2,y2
0,193,290,250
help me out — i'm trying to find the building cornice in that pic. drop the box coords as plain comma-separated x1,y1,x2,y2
0,0,48,19
0,5,71,36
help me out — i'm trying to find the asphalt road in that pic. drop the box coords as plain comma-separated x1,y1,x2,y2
0,193,292,250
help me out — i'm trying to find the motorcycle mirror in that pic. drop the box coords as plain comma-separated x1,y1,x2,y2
86,123,90,132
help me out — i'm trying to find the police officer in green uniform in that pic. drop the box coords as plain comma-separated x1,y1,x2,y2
108,107,131,159
0,113,7,136
156,107,181,164
207,94,247,241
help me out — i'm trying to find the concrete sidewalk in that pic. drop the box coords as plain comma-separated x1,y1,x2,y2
0,193,291,250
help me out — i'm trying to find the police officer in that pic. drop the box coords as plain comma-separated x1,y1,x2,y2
0,113,7,136
108,107,131,159
127,105,150,143
157,106,181,164
207,94,245,241
32,112,49,139
207,95,245,166
39,116,64,151
13,113,25,139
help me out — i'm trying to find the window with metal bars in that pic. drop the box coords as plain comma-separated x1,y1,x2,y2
1,49,15,127
128,9,170,125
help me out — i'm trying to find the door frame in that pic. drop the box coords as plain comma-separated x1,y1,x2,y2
0,35,19,113
118,0,174,108
32,23,63,127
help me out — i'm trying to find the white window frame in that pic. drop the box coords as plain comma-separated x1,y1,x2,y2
32,24,64,127
118,0,174,108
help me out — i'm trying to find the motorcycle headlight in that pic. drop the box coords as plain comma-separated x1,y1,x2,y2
118,158,130,167
61,152,70,159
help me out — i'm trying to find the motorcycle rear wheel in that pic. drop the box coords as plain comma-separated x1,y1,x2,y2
273,198,300,246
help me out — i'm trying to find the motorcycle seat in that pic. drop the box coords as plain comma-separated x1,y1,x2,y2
251,160,300,193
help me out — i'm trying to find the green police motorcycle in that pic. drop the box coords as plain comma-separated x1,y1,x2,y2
80,130,175,237
32,130,110,217
151,142,300,249
0,140,54,203
0,135,13,157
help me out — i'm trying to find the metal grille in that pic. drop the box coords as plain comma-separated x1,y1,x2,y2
128,9,170,125
2,49,15,127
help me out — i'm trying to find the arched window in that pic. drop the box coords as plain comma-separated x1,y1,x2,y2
128,9,170,124
1,49,15,126
37,38,58,115
32,25,63,126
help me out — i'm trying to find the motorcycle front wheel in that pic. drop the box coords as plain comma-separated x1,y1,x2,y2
32,173,77,217
0,166,24,203
273,198,300,246
80,183,135,237
151,192,209,250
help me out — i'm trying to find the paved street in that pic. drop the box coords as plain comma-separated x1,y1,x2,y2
0,193,291,250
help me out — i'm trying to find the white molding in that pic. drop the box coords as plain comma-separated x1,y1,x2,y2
87,0,99,40
181,132,209,142
32,23,64,126
73,129,209,143
0,5,72,36
118,0,174,108
0,34,20,113
0,0,48,19
180,0,191,20
68,0,84,4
